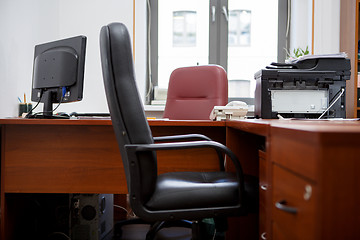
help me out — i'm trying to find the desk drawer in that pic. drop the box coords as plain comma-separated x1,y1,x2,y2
272,165,316,240
270,129,317,181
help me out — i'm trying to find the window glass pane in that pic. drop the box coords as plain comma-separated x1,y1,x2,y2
158,0,209,89
227,0,278,98
173,11,197,47
229,10,251,46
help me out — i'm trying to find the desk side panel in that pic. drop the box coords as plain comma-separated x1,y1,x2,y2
3,124,126,194
225,126,265,240
318,133,360,240
1,125,5,239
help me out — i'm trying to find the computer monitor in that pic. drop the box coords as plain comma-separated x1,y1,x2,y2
30,35,87,118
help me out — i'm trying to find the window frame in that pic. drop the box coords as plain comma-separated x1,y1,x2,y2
147,0,289,105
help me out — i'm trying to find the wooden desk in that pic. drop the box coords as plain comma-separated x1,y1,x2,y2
0,119,226,194
0,119,227,239
1,118,360,240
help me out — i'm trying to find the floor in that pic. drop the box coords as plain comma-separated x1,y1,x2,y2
118,224,192,240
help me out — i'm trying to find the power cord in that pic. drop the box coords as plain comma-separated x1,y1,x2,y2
47,232,71,240
114,204,137,218
25,88,65,118
24,99,41,118
318,88,345,119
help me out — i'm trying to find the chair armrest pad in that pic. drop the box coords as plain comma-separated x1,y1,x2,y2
127,140,224,152
153,134,212,142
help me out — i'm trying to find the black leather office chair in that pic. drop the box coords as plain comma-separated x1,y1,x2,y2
100,22,257,240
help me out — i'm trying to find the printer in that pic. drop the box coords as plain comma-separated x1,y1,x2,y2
254,54,351,119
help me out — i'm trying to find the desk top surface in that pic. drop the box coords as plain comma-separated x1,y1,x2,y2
0,118,225,127
1,118,360,133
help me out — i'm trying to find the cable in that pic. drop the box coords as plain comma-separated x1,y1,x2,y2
328,88,343,103
114,204,137,218
283,0,291,56
47,232,71,240
114,204,129,213
318,88,345,119
286,0,291,38
52,94,64,113
27,88,65,118
212,229,217,240
146,0,153,100
24,99,41,118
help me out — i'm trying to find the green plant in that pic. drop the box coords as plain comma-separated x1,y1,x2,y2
293,46,309,58
284,46,310,61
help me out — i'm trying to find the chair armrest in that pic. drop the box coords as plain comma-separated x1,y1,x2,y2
125,141,244,185
153,134,212,142
125,141,246,215
153,134,224,170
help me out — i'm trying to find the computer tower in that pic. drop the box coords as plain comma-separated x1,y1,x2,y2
70,194,114,240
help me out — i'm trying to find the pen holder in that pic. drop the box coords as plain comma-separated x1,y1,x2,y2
18,103,32,117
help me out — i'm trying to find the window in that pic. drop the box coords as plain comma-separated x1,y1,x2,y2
173,11,197,47
148,0,288,105
154,0,209,91
229,10,251,47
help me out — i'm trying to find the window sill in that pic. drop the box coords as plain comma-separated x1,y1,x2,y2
144,104,255,119
144,105,165,111
144,104,165,119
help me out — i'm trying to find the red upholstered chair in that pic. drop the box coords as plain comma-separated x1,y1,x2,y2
163,65,228,120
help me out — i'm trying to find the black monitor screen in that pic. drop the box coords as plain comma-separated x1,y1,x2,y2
30,35,86,118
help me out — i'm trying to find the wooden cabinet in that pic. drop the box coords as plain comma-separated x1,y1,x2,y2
269,121,360,240
227,120,360,240
340,0,360,117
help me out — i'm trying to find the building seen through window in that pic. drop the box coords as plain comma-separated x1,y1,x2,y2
229,10,251,47
173,11,197,47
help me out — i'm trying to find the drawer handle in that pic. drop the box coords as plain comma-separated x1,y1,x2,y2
260,185,268,191
261,232,267,240
304,184,312,201
275,200,298,214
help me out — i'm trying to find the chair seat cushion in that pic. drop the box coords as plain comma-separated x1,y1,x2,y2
145,171,240,211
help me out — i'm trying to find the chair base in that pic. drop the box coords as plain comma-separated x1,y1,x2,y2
113,218,227,240
146,220,192,240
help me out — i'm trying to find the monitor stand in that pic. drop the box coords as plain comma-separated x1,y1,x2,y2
27,90,70,119
27,114,69,119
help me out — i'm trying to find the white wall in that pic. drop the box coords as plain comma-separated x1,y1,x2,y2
0,0,147,118
289,0,340,56
0,1,59,117
56,0,133,114
289,0,313,54
313,0,340,54
134,0,147,102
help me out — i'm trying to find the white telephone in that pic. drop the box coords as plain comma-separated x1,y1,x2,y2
209,101,248,121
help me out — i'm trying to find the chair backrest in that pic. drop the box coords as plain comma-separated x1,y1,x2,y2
100,22,157,202
163,65,228,120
